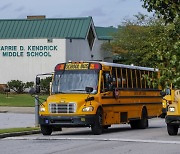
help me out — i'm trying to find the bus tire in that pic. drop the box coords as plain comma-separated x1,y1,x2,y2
41,125,52,135
167,124,178,136
91,108,103,135
130,120,139,129
103,125,111,130
139,108,148,129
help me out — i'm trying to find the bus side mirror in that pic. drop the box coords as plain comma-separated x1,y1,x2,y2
85,87,93,93
36,85,40,94
160,91,166,97
165,88,171,95
36,77,40,85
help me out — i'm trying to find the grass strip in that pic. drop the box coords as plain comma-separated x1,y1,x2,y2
0,127,40,134
0,93,48,107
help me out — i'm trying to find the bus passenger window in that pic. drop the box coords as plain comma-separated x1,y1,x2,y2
112,68,117,88
127,69,132,88
132,69,137,88
117,68,122,88
152,72,158,89
136,70,141,88
145,71,149,88
141,71,146,88
122,69,127,88
149,71,153,89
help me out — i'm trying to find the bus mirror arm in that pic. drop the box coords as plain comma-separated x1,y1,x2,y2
85,97,94,102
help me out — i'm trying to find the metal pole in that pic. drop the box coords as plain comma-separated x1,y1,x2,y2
35,95,39,127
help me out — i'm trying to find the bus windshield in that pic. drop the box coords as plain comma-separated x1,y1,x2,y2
52,70,99,94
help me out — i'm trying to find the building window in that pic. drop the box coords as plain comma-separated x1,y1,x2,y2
87,26,95,50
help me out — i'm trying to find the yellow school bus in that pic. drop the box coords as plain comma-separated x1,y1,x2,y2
38,61,162,135
164,89,180,135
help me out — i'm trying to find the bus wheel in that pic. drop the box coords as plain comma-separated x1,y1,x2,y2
167,124,178,136
103,125,111,130
40,125,52,135
91,108,103,135
139,108,148,129
130,120,139,129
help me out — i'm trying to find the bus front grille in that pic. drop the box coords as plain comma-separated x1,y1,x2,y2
49,103,76,113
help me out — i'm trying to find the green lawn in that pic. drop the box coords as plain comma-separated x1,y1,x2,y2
0,127,40,134
0,93,48,107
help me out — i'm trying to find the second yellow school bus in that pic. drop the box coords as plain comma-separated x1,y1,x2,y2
38,61,162,135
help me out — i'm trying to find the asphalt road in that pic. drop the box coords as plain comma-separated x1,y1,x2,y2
1,118,180,154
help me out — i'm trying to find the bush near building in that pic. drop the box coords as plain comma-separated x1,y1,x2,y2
7,80,34,94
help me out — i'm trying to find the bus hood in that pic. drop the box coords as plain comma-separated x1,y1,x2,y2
46,94,92,104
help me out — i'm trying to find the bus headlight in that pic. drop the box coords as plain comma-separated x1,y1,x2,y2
82,106,94,112
169,107,175,112
40,106,45,112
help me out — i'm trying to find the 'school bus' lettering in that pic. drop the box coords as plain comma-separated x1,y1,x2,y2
38,61,162,135
65,63,89,70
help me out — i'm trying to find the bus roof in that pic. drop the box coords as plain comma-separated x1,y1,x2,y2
90,61,159,72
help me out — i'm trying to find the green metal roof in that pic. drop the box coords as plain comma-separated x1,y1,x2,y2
0,17,92,39
95,26,117,40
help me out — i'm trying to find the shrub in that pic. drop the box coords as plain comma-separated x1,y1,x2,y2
7,80,34,94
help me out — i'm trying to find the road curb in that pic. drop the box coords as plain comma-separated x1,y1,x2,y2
0,130,41,139
0,111,8,113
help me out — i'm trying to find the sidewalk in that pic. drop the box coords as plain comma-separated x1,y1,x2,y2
0,107,41,139
0,107,35,129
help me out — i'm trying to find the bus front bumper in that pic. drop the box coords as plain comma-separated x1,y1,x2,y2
166,115,180,125
39,115,96,127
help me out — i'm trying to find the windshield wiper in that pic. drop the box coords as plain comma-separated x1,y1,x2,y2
54,91,65,94
70,89,85,91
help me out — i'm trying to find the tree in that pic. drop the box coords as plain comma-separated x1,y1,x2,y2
102,14,180,88
40,77,52,94
141,0,180,23
141,0,180,88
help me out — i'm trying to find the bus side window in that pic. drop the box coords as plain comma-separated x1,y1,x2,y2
141,70,146,89
152,71,158,89
136,70,141,88
149,71,153,89
122,68,127,88
132,69,136,88
145,71,149,88
117,68,122,88
112,67,117,88
127,69,132,88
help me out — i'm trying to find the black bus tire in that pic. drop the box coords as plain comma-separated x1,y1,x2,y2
130,120,139,129
91,108,103,135
139,108,148,129
167,124,178,136
41,125,53,135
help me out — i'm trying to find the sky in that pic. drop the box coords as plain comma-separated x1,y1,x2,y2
0,0,152,27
